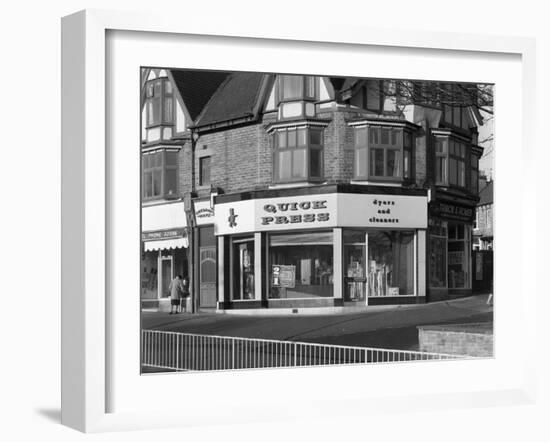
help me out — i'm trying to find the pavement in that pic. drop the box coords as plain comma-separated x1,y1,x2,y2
141,295,493,351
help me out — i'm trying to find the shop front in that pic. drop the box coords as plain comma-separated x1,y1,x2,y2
141,202,188,311
428,198,476,301
214,186,428,312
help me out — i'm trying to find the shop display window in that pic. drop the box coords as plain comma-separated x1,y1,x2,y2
343,230,367,302
448,223,470,288
268,231,333,299
429,222,447,288
367,231,414,297
231,238,255,300
141,252,158,299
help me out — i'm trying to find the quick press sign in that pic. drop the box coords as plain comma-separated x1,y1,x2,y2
215,193,427,235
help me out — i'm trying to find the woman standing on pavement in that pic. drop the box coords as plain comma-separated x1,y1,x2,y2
168,275,184,314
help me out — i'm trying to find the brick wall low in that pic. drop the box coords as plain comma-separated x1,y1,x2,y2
418,323,493,357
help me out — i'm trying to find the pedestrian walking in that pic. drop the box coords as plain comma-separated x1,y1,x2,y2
179,277,190,313
168,275,185,314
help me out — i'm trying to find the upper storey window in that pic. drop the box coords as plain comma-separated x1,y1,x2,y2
273,126,324,183
142,150,179,200
143,74,175,143
277,75,317,120
353,125,414,182
434,134,478,193
279,75,317,102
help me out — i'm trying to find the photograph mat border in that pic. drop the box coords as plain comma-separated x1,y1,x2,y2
61,9,536,433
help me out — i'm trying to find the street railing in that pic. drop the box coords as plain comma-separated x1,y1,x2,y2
141,329,462,372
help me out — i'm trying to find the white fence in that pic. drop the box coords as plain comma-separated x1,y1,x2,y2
141,329,461,372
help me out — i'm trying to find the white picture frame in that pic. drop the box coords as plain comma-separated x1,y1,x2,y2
61,9,537,433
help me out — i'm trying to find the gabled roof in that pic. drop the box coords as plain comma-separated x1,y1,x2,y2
478,180,493,205
194,72,268,128
170,69,230,121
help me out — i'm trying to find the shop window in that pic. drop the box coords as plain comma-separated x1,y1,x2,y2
199,156,211,187
354,126,413,181
367,231,414,297
268,231,333,299
273,127,323,183
142,150,179,200
429,222,447,288
231,238,255,300
447,223,470,289
145,78,174,128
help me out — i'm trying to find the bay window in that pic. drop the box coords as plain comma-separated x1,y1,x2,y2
434,134,470,189
354,125,414,181
273,126,324,183
142,150,179,199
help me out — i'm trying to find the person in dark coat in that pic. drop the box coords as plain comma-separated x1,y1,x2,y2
168,275,185,314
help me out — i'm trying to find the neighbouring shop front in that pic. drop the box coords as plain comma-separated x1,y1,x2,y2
214,185,428,312
141,201,188,311
428,198,476,301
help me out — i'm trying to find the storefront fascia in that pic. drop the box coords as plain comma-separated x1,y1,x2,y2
214,190,428,312
141,202,188,308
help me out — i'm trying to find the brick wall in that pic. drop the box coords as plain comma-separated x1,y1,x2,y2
185,106,433,196
418,324,493,357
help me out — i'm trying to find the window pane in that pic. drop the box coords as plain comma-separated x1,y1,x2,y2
269,232,334,299
163,97,173,123
292,148,307,179
277,131,286,148
366,81,381,110
369,127,379,145
310,148,322,178
154,81,162,96
386,149,401,177
164,81,172,94
278,151,292,180
143,172,153,197
152,170,162,196
355,147,368,178
459,161,465,187
436,157,447,184
200,156,211,186
471,169,478,192
391,130,398,146
370,148,384,176
449,158,458,185
429,235,447,287
164,168,177,196
165,151,178,167
146,83,154,98
403,150,411,178
287,129,296,147
435,137,447,154
355,128,367,147
453,106,461,126
309,128,322,146
381,128,390,145
281,75,302,100
232,241,255,300
305,76,315,98
404,132,412,149
147,97,161,126
297,128,307,146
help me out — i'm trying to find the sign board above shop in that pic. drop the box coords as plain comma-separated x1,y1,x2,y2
214,192,428,236
193,199,215,226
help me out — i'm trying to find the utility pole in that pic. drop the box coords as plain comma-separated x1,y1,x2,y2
184,192,196,313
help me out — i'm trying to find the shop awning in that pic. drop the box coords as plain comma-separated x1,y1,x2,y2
144,237,188,251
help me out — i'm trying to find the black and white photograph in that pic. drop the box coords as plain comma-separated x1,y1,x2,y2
140,68,494,373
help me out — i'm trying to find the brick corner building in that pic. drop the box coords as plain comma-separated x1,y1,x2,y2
140,68,492,313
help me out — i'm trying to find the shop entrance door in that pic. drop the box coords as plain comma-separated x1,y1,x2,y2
199,246,217,309
343,231,367,305
160,256,173,298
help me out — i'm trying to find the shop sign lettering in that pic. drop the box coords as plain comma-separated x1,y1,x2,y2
432,202,473,221
142,228,186,240
196,207,214,219
368,199,400,223
261,200,330,226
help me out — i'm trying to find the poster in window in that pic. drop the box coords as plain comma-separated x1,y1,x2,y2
272,265,296,288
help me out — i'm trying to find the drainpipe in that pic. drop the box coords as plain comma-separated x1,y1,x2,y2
185,127,198,313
